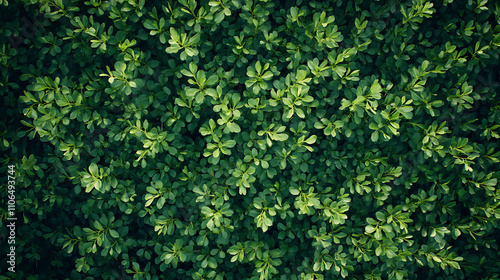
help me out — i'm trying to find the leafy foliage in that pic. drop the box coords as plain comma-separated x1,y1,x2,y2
1,0,500,279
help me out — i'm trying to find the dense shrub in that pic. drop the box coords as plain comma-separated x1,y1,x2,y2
1,0,500,279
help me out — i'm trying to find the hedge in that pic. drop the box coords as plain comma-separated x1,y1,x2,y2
1,0,499,279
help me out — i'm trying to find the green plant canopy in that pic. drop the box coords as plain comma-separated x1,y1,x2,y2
1,0,499,279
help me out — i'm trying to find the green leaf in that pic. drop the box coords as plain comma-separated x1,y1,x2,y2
89,163,98,177
94,220,103,230
289,188,300,195
170,27,180,42
375,211,385,222
115,61,126,73
304,135,317,144
261,71,273,80
386,249,397,259
483,178,497,187
227,122,241,133
274,133,288,141
255,61,262,74
109,229,119,238
365,225,376,233
224,140,236,148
